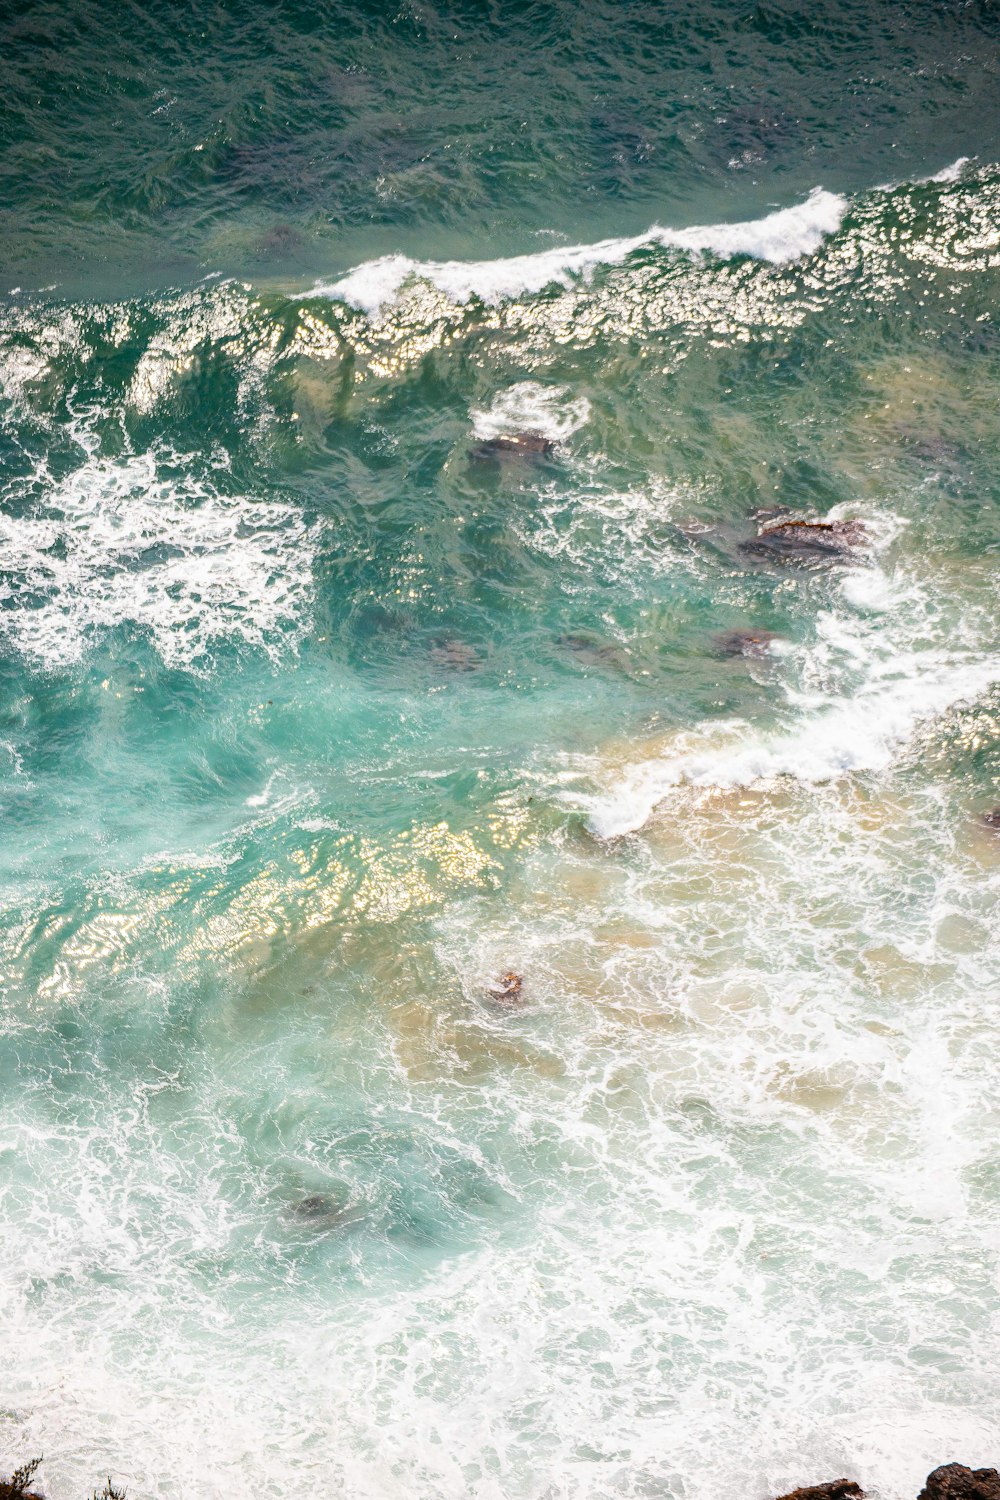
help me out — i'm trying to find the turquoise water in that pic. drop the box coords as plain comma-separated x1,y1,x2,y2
1,7,1000,1500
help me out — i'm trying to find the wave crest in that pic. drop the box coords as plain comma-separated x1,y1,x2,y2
310,188,848,315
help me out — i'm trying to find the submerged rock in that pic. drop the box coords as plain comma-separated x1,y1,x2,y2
558,632,634,673
772,1483,864,1500
590,108,657,192
981,808,1000,831
470,432,555,461
899,432,966,467
295,1193,337,1218
257,222,305,257
918,1465,1000,1500
714,627,778,658
289,1188,360,1229
486,971,524,1005
741,517,867,564
429,638,482,672
713,101,797,171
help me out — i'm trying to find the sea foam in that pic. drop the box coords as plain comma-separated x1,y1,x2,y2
0,440,317,671
470,382,591,442
584,649,1000,838
580,543,1000,838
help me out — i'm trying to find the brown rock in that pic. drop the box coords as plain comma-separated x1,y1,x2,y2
714,627,779,658
917,1464,1000,1500
471,433,555,461
772,1483,864,1500
486,971,524,1005
741,517,868,565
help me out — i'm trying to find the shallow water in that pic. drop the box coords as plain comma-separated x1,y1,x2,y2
1,7,999,1500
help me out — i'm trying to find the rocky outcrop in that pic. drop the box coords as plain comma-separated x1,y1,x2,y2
741,517,867,564
773,1482,864,1500
486,970,524,1004
771,1467,1000,1500
714,627,779,658
917,1465,1000,1500
471,432,555,460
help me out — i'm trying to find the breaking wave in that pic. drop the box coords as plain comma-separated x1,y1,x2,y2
310,188,848,314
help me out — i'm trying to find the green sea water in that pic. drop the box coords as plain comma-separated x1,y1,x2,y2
1,6,999,1500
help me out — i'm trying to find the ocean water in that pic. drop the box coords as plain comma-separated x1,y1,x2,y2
1,6,999,1500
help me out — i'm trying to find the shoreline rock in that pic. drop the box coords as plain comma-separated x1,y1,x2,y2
773,1483,864,1500
771,1466,1000,1500
3,1457,996,1499
918,1465,1000,1500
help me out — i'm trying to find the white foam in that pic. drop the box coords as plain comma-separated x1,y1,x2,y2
470,382,591,442
0,345,50,401
581,536,997,838
0,443,317,671
839,567,896,612
310,188,847,314
245,770,282,808
923,157,972,184
586,648,999,838
512,469,693,587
